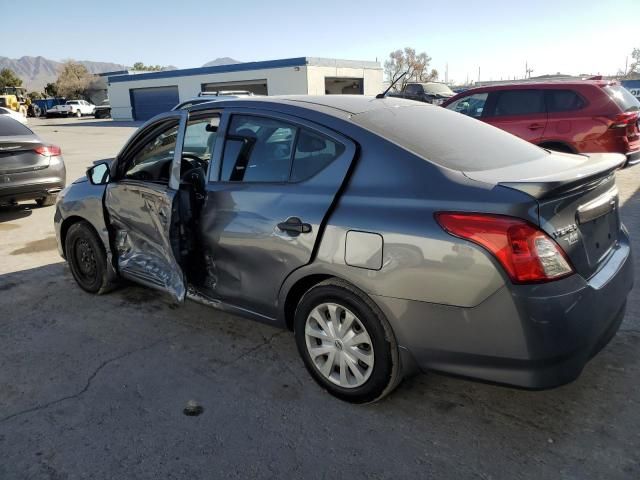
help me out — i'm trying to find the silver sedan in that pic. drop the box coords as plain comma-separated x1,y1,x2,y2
54,95,633,403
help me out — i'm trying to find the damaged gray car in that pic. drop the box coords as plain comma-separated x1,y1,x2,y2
54,96,633,403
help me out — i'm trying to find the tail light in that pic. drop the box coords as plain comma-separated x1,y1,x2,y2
435,212,574,284
610,112,639,130
34,145,62,156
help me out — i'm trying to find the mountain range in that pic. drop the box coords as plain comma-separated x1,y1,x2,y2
202,57,240,67
2,56,242,92
0,56,126,92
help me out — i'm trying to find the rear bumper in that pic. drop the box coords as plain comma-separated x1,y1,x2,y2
0,180,65,204
373,231,634,389
0,158,66,204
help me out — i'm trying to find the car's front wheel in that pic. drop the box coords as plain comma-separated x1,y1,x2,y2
65,221,110,294
294,279,402,403
75,109,82,118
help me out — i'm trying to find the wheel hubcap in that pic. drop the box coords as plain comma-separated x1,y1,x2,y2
75,238,97,280
304,302,374,388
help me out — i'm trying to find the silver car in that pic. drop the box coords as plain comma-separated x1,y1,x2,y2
54,96,633,403
0,116,66,206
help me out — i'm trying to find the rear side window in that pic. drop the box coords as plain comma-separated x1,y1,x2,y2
492,89,545,116
291,129,344,182
221,115,297,182
0,117,33,136
546,90,585,112
604,85,640,112
405,84,421,95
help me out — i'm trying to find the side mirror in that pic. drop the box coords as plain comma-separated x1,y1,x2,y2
87,162,110,185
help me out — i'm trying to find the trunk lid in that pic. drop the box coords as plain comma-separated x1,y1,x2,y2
0,137,49,174
464,151,626,278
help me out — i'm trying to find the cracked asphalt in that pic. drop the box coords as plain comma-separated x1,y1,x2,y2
1,118,640,479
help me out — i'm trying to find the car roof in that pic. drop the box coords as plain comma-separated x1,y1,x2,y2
455,80,618,94
189,94,423,117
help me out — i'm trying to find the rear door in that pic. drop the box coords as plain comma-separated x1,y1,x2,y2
542,88,586,148
104,112,188,301
198,109,356,317
483,89,548,143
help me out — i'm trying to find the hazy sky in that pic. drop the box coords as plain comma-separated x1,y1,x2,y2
4,0,639,83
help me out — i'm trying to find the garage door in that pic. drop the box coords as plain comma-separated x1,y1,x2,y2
130,86,179,121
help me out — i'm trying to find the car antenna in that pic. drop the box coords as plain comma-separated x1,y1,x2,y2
376,71,408,99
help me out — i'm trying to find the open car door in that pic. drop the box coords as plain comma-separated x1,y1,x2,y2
104,111,188,302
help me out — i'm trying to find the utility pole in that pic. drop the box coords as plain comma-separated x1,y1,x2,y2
525,61,534,79
445,63,449,84
478,66,481,83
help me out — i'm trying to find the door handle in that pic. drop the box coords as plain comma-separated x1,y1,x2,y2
528,123,544,130
277,217,312,235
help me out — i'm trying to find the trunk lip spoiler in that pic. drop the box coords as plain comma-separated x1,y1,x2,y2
463,153,626,200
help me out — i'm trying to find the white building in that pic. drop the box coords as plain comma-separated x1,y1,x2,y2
107,57,383,121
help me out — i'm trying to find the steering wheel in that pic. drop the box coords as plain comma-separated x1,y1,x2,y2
181,153,208,171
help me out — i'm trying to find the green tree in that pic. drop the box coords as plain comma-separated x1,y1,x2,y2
0,68,23,89
384,47,438,91
44,82,58,97
132,61,165,72
55,61,93,99
28,91,43,100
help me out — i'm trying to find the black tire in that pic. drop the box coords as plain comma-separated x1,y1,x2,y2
36,194,56,207
75,109,82,118
65,221,110,294
294,278,402,403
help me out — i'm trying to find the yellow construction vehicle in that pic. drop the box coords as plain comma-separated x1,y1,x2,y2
0,87,29,116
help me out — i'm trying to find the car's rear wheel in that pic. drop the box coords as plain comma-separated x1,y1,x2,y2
294,279,401,403
65,222,110,294
36,194,56,207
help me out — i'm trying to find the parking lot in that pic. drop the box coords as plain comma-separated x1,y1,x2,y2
1,117,640,479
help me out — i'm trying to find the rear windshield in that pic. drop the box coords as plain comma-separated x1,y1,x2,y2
352,104,544,172
0,117,33,136
604,85,640,112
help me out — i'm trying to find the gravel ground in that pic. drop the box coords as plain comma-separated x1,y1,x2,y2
1,117,639,479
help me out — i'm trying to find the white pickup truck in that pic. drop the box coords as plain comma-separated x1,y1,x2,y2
46,100,95,118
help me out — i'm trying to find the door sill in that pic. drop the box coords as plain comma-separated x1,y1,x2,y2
186,285,277,324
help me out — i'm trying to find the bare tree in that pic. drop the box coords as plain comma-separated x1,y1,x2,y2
55,61,93,99
384,47,438,90
626,48,640,77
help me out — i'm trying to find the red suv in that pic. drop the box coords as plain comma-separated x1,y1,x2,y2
442,81,640,164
